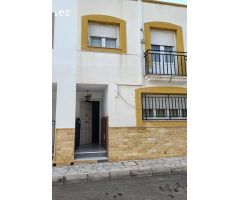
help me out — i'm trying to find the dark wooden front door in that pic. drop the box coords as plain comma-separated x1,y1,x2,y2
101,117,108,150
91,101,100,144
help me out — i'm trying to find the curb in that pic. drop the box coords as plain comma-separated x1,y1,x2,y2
52,165,186,185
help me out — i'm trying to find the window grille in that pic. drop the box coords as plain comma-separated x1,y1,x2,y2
142,94,187,120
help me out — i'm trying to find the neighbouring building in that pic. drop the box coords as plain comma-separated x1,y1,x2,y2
52,0,187,165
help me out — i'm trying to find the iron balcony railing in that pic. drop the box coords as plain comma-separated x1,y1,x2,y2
144,49,187,76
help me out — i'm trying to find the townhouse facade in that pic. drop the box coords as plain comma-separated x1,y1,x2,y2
52,0,187,165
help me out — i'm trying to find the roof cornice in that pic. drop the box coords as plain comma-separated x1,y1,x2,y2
142,0,187,8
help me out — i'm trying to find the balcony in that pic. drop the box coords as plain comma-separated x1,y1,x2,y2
144,49,187,82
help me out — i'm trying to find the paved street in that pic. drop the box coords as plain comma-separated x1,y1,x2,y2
53,173,187,200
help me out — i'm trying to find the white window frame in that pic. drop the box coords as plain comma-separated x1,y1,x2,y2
89,36,117,49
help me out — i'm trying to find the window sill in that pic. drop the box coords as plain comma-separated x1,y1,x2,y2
82,45,126,54
142,118,187,122
143,119,187,121
138,120,187,127
89,45,120,49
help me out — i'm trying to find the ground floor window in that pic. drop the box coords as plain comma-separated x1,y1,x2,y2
142,94,187,120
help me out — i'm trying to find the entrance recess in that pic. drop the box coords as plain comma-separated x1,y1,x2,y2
74,84,108,162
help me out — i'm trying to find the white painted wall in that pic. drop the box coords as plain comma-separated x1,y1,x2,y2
53,0,187,128
108,81,186,127
76,0,142,86
142,1,187,51
52,0,77,128
109,84,138,127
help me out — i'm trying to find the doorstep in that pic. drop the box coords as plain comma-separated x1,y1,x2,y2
74,156,108,164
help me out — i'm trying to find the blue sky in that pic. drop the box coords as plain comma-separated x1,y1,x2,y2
160,0,187,4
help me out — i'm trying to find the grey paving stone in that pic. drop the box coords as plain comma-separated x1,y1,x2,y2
122,161,138,167
52,167,69,176
64,173,87,184
52,156,187,184
88,172,110,182
130,168,152,177
171,165,187,174
66,169,78,175
110,170,131,180
151,166,171,176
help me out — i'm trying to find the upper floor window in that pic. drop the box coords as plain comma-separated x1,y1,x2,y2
150,29,176,52
90,36,102,47
151,29,175,46
88,23,119,49
105,38,117,48
151,44,175,64
90,36,117,48
151,45,174,51
144,22,186,76
81,15,127,54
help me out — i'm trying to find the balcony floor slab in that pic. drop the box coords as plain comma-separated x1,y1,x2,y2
145,74,187,83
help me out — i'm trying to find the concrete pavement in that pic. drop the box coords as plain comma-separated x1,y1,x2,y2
53,157,186,185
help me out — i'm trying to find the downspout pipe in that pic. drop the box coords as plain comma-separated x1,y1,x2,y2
137,0,144,86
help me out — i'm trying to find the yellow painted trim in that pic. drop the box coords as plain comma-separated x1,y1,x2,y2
81,15,127,54
135,86,187,127
144,21,185,75
144,21,184,52
143,0,187,8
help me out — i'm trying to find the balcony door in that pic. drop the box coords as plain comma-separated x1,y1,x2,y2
151,45,177,75
150,30,177,75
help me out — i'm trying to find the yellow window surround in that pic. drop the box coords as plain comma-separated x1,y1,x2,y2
144,21,185,75
135,86,187,127
144,21,184,52
81,15,127,54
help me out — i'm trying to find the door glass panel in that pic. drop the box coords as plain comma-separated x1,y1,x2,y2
164,46,174,63
151,45,161,62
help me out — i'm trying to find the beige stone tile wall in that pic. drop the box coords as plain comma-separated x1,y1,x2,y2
52,127,186,165
108,127,186,162
53,128,75,165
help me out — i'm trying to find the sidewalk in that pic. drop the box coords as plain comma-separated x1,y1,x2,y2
52,156,186,185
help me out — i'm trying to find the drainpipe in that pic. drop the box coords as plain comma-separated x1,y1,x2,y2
137,0,144,86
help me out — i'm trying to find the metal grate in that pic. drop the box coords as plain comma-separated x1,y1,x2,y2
142,94,187,120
